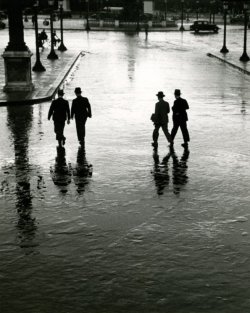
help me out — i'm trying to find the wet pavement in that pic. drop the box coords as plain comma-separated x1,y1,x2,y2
0,26,250,313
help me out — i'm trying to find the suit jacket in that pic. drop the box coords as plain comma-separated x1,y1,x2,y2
48,98,70,122
154,99,170,125
71,96,92,121
172,97,189,122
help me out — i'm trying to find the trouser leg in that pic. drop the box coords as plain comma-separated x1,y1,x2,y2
76,119,87,144
153,125,160,143
162,124,173,143
180,122,190,143
171,122,179,141
54,121,65,145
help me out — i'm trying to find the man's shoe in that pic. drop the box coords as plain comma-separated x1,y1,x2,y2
181,143,188,148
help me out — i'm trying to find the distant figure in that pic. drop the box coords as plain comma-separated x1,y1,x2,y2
38,33,44,49
52,30,60,47
71,87,92,146
151,91,173,150
48,89,70,147
170,89,190,149
145,23,149,37
32,15,35,26
40,29,48,44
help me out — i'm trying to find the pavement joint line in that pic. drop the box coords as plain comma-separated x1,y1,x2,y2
207,53,250,76
0,51,84,106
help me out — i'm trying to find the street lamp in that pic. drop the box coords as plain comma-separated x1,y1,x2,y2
32,0,46,72
85,0,90,31
47,0,58,59
196,0,199,20
58,0,67,51
212,0,215,23
165,0,167,20
209,0,212,23
220,1,229,54
240,2,249,62
136,0,140,32
180,0,185,31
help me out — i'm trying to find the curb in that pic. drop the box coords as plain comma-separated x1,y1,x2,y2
207,53,250,76
0,51,84,106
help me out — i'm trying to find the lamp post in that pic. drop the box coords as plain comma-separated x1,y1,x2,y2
47,0,58,59
212,0,215,24
220,1,229,54
209,0,212,23
196,0,199,20
85,0,90,31
32,0,46,71
240,2,249,62
165,0,167,20
180,0,185,31
58,0,67,51
136,0,140,32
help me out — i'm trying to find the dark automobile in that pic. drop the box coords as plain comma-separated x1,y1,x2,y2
0,20,6,29
0,11,7,19
190,20,219,33
230,14,244,24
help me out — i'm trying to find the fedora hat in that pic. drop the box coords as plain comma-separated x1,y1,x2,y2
174,89,181,96
57,89,64,96
74,87,82,94
156,91,165,98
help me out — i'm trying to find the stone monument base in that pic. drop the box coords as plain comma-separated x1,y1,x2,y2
2,50,34,92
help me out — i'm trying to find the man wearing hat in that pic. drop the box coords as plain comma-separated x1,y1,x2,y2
152,91,173,149
48,89,70,147
71,87,92,146
170,89,190,148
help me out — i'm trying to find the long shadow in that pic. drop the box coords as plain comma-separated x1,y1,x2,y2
152,150,171,195
171,147,190,195
152,147,190,195
50,146,72,194
6,105,38,253
72,146,93,195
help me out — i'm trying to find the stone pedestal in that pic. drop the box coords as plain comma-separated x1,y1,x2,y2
2,50,34,92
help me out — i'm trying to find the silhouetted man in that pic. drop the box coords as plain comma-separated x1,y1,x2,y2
152,91,173,149
48,89,70,147
71,87,92,146
170,89,190,149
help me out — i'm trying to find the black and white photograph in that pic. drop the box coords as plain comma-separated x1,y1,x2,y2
0,0,250,312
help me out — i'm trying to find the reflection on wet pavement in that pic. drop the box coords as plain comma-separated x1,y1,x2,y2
1,29,250,313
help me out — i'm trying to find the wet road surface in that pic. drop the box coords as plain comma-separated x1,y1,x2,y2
0,28,250,313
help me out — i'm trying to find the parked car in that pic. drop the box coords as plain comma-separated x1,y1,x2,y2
54,10,72,18
0,20,6,29
230,14,244,24
0,11,7,19
190,20,219,33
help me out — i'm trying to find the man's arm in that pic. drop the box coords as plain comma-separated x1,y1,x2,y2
184,99,189,110
70,101,75,119
66,101,70,123
87,99,92,118
48,101,54,120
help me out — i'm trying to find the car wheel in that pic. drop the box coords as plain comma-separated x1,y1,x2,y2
214,28,218,33
195,28,199,33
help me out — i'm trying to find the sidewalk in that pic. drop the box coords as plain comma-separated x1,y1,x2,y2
207,51,250,76
0,48,83,105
